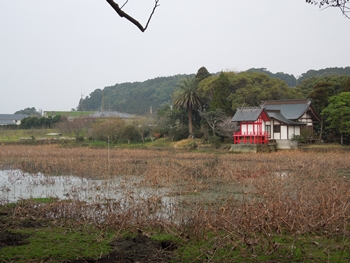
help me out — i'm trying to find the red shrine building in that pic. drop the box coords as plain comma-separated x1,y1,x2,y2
231,99,320,150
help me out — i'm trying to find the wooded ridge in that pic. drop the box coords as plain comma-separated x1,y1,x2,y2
77,67,350,115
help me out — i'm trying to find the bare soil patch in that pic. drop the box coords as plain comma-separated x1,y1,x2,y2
0,212,31,248
64,234,176,263
0,228,28,248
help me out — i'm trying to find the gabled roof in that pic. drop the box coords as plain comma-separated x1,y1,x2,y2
0,114,29,125
231,107,265,122
266,110,305,125
0,114,29,120
232,99,321,125
263,99,320,121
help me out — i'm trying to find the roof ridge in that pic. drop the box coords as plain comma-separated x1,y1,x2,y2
264,99,309,105
237,106,262,111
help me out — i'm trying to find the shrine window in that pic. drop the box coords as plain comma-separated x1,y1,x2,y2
274,125,281,133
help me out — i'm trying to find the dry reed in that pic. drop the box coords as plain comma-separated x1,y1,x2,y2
1,145,349,245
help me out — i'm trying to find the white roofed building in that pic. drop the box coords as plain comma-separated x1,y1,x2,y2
231,99,321,150
0,114,29,126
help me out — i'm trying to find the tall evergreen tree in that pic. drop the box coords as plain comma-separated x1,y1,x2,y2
210,73,232,115
195,66,211,83
322,92,350,145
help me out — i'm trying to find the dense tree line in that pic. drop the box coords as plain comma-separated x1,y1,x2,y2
297,67,350,84
197,71,303,111
78,67,350,117
300,75,350,144
20,115,61,129
246,68,297,87
247,67,350,87
322,92,350,144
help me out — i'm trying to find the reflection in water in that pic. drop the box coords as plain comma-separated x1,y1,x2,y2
0,169,179,222
0,170,172,203
0,170,249,223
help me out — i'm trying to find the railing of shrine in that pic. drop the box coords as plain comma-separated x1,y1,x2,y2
233,131,269,144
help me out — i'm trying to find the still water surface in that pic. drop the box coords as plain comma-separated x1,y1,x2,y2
0,169,170,203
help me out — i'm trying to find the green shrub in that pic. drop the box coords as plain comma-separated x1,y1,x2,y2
76,136,85,141
170,127,189,141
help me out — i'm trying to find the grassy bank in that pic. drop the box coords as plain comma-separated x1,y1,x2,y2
0,128,61,141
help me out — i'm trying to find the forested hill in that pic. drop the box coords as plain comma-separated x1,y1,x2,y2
78,74,193,115
246,68,298,86
247,66,350,86
77,67,350,115
298,67,350,83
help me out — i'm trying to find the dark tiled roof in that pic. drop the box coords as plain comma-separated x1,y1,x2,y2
266,110,305,125
0,114,29,120
231,108,264,122
232,100,321,125
264,99,311,120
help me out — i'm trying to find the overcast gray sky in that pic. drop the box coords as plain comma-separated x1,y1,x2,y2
1,0,349,114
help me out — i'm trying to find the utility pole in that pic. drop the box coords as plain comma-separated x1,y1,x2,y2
101,91,105,112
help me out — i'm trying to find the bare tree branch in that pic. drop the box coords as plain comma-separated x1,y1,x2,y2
143,0,160,31
306,0,350,18
106,0,160,32
217,118,239,139
106,1,347,33
120,0,128,9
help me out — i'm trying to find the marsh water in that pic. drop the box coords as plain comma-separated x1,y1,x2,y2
0,169,252,223
0,169,251,202
0,169,172,203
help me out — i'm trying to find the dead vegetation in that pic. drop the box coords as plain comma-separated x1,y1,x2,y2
0,145,350,261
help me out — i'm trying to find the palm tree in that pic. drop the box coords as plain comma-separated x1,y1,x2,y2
173,77,203,137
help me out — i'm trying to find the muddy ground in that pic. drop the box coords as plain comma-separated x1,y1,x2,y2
0,211,30,248
64,234,176,263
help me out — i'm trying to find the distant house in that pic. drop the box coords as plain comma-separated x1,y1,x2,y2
231,99,321,150
0,114,29,126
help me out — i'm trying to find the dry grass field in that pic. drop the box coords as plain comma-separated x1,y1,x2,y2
0,144,350,262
